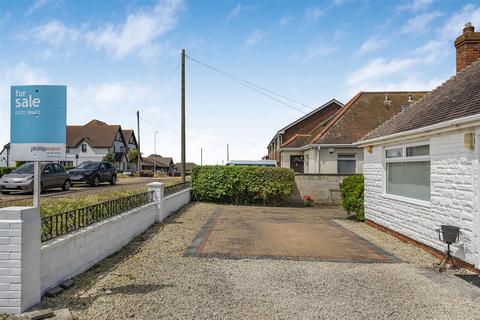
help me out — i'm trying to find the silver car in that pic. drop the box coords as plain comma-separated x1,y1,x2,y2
0,162,71,194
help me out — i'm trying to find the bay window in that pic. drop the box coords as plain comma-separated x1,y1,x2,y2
385,143,430,202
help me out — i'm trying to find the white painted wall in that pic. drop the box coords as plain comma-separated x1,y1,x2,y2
66,140,108,166
0,184,191,314
164,189,191,221
363,127,480,267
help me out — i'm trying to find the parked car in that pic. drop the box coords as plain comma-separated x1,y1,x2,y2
0,162,71,194
68,161,117,187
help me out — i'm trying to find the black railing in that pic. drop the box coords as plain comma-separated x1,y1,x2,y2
41,191,155,243
164,181,191,196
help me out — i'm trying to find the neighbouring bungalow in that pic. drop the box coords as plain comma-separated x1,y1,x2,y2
66,120,137,171
142,154,174,173
174,162,197,175
274,92,427,174
267,99,343,167
356,23,480,269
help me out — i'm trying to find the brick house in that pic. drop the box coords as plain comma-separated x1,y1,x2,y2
356,23,480,269
273,92,427,174
267,99,343,168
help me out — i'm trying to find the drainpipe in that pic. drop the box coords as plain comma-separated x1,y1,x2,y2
317,146,321,174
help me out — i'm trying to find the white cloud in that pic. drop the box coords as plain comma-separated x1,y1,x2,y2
440,4,480,39
85,0,183,60
226,3,252,21
401,11,442,34
84,82,152,109
305,7,325,22
245,30,264,47
303,43,337,62
397,0,434,12
357,36,389,55
27,0,59,15
279,16,292,28
31,20,80,47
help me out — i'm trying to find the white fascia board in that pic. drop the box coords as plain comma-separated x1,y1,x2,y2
355,114,480,147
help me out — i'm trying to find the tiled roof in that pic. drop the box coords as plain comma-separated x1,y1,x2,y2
281,91,428,148
147,154,173,167
67,120,126,148
123,130,135,145
361,61,480,141
314,92,428,144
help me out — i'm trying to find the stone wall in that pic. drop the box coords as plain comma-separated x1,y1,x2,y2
363,127,480,268
288,173,354,206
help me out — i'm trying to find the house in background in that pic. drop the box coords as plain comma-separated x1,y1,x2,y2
276,92,428,174
142,154,174,173
0,144,15,168
267,99,343,167
357,23,480,269
66,120,134,171
122,129,139,172
174,162,196,175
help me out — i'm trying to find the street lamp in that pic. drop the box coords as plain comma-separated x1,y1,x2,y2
154,131,158,174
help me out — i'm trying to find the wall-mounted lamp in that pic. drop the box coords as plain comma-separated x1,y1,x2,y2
328,147,335,154
367,145,373,153
464,132,475,149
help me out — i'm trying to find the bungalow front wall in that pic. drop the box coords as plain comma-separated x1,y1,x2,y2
279,146,364,174
362,125,480,268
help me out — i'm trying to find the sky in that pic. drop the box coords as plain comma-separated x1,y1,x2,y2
1,0,480,165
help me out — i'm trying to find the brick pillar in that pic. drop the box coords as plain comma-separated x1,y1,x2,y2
0,207,41,314
148,182,165,222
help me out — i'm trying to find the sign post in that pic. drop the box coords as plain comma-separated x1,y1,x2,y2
10,85,67,208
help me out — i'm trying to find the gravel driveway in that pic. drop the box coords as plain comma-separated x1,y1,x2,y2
44,203,480,320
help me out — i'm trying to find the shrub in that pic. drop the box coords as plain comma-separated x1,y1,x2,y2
0,167,14,178
191,165,294,205
340,175,364,221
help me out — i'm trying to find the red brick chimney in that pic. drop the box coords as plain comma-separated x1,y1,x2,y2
455,22,480,73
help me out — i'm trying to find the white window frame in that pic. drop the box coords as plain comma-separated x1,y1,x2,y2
383,141,431,206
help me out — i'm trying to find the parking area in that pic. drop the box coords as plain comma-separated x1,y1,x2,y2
0,176,181,206
185,206,398,263
44,203,480,320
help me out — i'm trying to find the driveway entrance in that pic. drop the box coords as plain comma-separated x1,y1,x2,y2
185,206,398,263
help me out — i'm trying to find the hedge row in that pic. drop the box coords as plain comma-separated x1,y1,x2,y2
191,166,294,205
0,168,14,178
340,175,364,221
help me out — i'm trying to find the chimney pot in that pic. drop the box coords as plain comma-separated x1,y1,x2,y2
464,22,475,34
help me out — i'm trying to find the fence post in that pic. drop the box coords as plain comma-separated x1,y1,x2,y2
148,182,165,222
0,207,41,314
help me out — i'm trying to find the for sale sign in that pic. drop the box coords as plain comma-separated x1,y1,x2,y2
10,85,67,161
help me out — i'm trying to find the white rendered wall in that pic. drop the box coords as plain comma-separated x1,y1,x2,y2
363,127,480,267
163,189,191,221
40,203,155,293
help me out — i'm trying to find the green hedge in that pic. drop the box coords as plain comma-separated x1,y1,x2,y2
340,175,365,221
191,166,294,205
0,168,14,178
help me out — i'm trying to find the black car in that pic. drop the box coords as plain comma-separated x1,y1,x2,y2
68,161,117,187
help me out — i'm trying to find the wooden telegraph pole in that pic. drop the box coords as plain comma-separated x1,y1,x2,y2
137,110,141,175
181,49,186,182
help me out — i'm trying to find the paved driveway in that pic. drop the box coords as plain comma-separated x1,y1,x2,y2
185,206,397,263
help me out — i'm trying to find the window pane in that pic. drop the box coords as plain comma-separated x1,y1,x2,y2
386,148,402,158
406,145,429,157
338,160,356,174
387,161,430,201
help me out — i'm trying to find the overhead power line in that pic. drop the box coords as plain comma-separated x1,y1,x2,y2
186,54,313,114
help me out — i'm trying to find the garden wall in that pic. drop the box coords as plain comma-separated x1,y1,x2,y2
288,174,355,206
0,182,191,314
40,203,156,293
